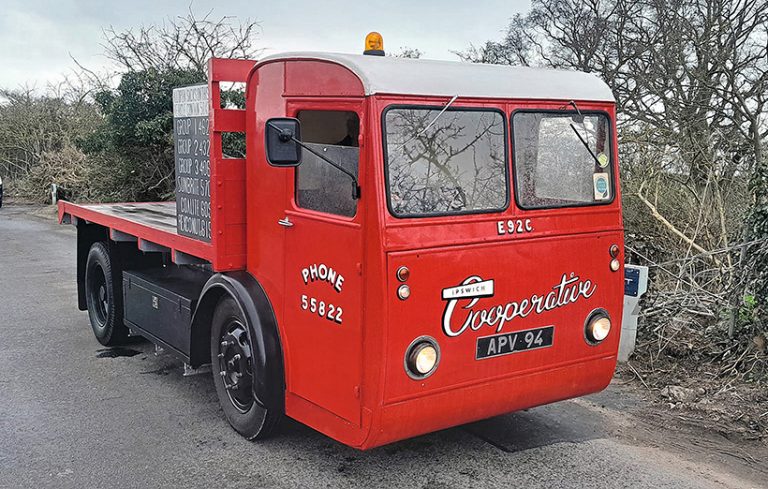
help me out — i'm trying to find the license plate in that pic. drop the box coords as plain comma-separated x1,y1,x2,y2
476,326,555,360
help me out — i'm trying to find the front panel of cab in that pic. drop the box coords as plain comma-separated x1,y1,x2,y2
384,231,623,404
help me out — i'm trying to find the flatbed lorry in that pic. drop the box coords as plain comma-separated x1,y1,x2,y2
59,39,624,449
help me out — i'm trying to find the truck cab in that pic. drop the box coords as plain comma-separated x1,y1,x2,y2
60,49,623,449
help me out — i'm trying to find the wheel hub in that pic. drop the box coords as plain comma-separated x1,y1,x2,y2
217,321,254,412
89,264,108,327
98,285,108,318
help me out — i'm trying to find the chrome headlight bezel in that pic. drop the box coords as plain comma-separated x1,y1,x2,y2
404,336,440,380
584,308,611,345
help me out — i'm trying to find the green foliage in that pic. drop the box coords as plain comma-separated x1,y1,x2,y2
102,69,204,147
740,294,757,323
80,68,206,201
221,88,246,158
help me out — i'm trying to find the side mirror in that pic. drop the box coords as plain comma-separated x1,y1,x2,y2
265,117,302,167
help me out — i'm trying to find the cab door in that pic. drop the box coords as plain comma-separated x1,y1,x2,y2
281,109,364,425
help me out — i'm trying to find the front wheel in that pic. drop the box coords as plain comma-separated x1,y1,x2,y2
85,242,128,346
210,296,280,440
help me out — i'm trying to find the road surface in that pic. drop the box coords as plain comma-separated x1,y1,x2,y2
0,202,766,489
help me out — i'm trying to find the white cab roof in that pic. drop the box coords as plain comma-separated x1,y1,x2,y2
259,52,615,102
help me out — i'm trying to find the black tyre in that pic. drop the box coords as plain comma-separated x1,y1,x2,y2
85,242,128,346
211,296,280,440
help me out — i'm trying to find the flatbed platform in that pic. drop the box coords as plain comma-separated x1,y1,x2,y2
59,201,214,265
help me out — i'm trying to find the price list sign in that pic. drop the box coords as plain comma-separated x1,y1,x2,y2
173,85,211,242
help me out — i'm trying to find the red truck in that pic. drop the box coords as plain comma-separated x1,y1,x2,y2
59,43,623,449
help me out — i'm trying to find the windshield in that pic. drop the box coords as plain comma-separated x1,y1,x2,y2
513,111,613,209
383,107,508,217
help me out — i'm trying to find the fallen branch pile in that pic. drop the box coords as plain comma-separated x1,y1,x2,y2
623,238,768,437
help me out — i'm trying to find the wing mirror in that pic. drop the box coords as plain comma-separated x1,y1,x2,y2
265,118,302,167
264,116,361,199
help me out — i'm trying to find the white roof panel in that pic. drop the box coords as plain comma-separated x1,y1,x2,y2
258,52,615,102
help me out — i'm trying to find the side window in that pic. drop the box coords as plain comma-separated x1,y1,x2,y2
295,111,360,218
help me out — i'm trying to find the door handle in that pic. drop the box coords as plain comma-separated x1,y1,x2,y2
278,217,294,227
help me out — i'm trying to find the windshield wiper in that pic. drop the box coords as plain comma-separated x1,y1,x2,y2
392,95,459,154
299,142,360,199
567,100,602,168
415,95,459,138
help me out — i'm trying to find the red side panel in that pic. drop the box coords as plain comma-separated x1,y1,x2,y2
208,58,256,271
57,201,214,262
284,60,364,97
245,59,371,445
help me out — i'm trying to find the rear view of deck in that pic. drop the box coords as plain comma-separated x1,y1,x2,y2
56,58,255,272
59,201,214,265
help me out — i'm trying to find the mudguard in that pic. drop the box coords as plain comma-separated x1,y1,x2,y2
76,222,109,310
190,272,284,412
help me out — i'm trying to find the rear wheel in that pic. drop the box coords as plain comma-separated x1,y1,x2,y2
211,296,280,440
85,242,128,346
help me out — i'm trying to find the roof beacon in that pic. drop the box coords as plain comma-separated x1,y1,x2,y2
364,32,385,56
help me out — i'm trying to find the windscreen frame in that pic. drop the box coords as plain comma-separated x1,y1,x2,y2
510,108,616,211
381,104,511,219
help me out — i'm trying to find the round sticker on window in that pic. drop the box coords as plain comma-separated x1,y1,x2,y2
597,153,609,168
593,173,610,200
596,178,608,193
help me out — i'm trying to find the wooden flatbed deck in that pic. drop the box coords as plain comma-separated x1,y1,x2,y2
79,202,180,231
59,201,214,265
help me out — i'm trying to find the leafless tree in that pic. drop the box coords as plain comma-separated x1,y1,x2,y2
0,86,101,184
462,0,768,349
462,0,767,252
390,47,423,59
101,9,263,73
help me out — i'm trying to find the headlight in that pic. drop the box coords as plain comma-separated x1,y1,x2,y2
610,258,621,272
585,309,611,344
405,336,440,379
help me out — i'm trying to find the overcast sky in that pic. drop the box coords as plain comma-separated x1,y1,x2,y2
0,0,529,89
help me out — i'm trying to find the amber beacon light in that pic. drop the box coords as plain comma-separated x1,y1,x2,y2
364,32,385,56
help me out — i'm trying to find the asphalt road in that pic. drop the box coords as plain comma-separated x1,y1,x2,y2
0,202,766,489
